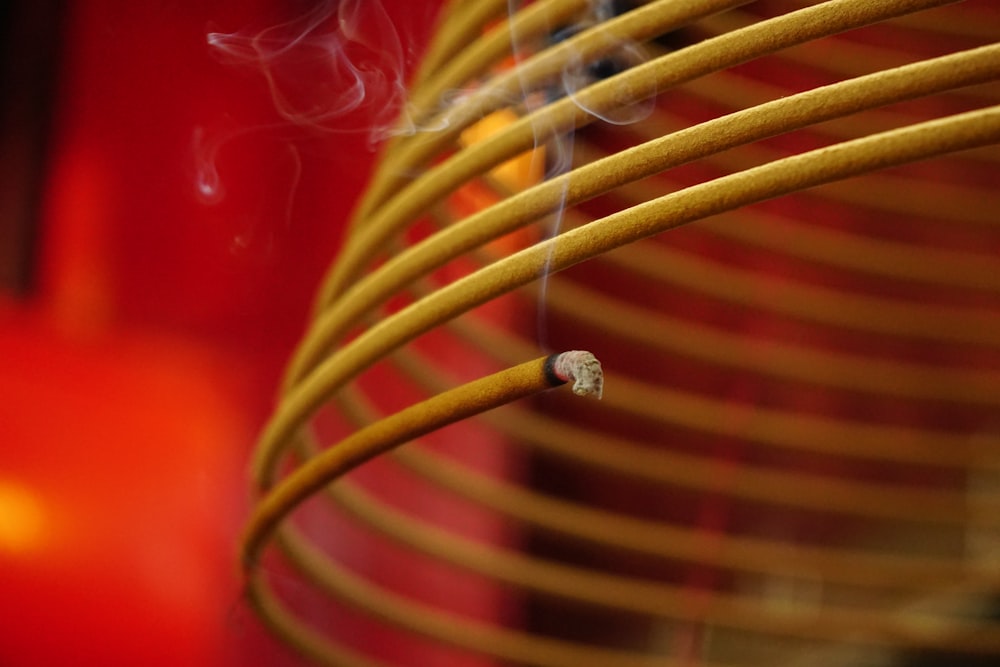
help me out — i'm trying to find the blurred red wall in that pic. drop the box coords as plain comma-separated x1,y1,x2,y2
0,1,440,665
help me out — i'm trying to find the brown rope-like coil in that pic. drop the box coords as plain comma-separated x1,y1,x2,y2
243,0,1000,664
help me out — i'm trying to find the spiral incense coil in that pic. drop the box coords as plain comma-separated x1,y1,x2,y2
242,0,1000,664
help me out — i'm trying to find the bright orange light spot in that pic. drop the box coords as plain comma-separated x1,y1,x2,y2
452,108,545,254
460,108,545,192
0,480,47,554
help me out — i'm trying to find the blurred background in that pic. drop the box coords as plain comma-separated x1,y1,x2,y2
0,0,441,664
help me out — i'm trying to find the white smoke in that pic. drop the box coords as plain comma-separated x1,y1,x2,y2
206,0,414,142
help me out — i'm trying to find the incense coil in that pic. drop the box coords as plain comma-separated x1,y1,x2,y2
243,0,1000,664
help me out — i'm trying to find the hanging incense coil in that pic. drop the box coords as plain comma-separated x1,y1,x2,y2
243,0,1000,664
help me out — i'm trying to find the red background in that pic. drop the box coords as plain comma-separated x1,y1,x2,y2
0,1,441,664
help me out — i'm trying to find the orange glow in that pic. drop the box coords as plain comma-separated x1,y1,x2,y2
452,108,545,254
459,108,545,192
0,480,46,555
